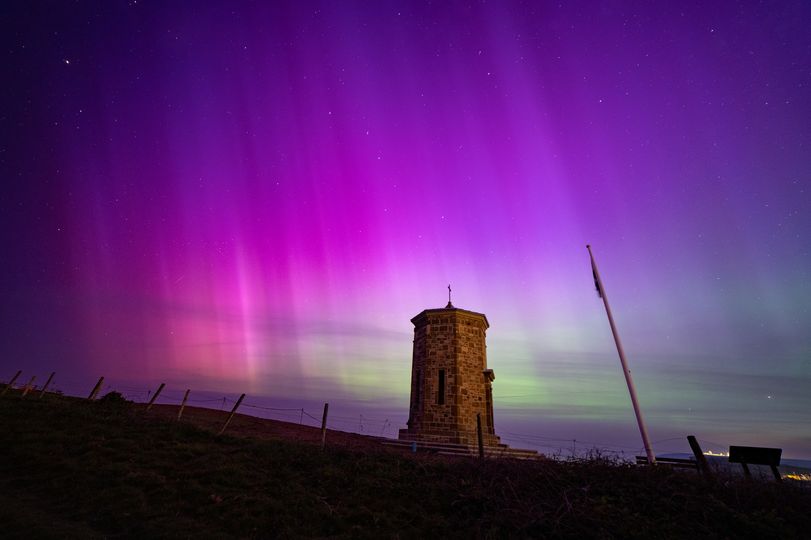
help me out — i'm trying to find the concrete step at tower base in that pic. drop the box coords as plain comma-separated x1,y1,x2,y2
382,439,543,460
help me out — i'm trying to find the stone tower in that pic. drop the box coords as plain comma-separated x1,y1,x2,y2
398,297,500,447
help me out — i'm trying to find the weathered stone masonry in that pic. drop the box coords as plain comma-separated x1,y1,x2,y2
398,304,501,447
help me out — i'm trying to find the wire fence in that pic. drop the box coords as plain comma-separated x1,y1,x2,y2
1,370,719,460
1,373,409,438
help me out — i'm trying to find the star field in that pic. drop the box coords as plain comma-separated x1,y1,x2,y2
1,1,809,456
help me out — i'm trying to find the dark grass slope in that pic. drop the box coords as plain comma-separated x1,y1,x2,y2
1,393,809,539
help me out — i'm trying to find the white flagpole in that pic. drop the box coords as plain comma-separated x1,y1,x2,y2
587,245,656,465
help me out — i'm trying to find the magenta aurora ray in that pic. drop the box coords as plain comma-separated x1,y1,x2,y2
1,1,809,457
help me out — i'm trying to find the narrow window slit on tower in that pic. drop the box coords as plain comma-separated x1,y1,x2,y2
415,369,421,409
437,369,445,405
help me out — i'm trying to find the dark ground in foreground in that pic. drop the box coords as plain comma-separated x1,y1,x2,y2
1,392,809,539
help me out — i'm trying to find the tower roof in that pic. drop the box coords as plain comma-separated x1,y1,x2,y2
411,306,489,329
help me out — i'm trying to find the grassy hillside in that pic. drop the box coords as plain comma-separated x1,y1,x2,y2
1,393,809,539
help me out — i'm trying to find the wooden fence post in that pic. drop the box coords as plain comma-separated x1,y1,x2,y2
1,370,22,396
218,394,245,435
687,435,713,478
20,376,36,398
177,389,190,420
320,403,329,450
145,383,166,411
88,376,104,400
476,413,485,459
38,372,55,399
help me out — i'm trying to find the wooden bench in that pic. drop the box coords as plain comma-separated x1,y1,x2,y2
635,436,713,477
729,445,782,482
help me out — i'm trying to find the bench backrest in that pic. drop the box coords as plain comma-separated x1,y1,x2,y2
728,445,782,466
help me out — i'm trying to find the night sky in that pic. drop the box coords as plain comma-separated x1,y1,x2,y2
2,1,809,457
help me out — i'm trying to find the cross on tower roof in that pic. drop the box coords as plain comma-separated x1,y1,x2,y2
446,284,454,308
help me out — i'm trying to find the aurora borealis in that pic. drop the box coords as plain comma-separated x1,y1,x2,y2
2,1,809,457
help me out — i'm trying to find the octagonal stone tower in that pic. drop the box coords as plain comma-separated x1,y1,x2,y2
398,299,501,447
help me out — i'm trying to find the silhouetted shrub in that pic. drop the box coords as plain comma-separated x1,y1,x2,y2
98,391,129,407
